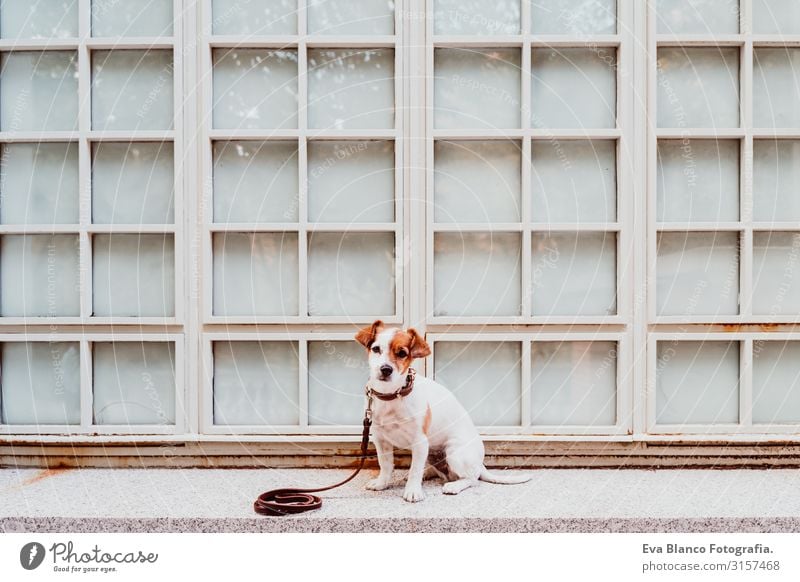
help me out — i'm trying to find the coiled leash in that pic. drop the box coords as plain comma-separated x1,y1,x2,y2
253,369,416,516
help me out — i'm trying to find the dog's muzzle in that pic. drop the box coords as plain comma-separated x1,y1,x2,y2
379,364,393,380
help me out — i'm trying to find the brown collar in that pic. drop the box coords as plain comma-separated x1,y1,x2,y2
367,368,416,402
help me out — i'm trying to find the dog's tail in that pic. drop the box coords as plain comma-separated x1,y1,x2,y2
478,467,532,485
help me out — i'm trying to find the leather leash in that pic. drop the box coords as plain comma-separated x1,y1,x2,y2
253,369,416,516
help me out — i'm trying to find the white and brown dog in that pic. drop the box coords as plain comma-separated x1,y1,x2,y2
355,320,531,502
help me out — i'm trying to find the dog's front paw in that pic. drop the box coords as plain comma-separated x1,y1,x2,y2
402,485,425,503
365,478,390,491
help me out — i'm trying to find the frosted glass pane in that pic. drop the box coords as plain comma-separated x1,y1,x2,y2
753,232,800,315
433,341,521,426
213,141,298,223
93,342,175,425
657,140,739,222
308,141,394,222
0,51,78,131
531,140,615,223
434,232,521,316
92,234,175,317
91,50,174,130
308,341,369,425
92,142,174,224
0,142,78,224
0,342,80,425
531,341,616,426
212,232,298,316
213,341,299,425
212,0,296,34
212,49,298,130
656,232,739,316
307,232,395,316
434,0,520,35
91,0,172,36
656,0,739,34
0,234,79,316
434,140,521,223
434,48,521,129
753,341,800,423
656,340,739,424
656,48,739,128
531,232,616,316
1,0,78,38
531,48,616,129
753,0,800,34
754,49,800,128
307,0,393,35
307,49,394,130
531,0,616,34
753,140,800,222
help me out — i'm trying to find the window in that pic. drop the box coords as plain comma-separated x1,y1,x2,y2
1,0,800,445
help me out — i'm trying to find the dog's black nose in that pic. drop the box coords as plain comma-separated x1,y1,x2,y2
379,364,393,377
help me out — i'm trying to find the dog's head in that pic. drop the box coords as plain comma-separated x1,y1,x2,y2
355,320,431,388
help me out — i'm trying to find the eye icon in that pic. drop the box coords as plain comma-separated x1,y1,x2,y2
20,542,45,570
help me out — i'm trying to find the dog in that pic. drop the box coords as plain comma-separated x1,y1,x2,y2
355,320,531,502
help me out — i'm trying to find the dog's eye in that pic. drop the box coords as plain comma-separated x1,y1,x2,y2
371,345,380,354
396,349,408,358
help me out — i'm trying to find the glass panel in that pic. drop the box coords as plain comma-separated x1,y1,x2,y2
433,341,521,426
531,0,616,34
212,0,296,35
753,0,800,34
531,48,616,129
92,234,175,317
308,341,369,425
531,341,617,426
753,140,800,222
307,0,394,35
91,50,174,131
212,49,298,130
752,232,800,315
531,140,616,223
434,232,521,316
656,231,739,316
213,341,300,425
434,48,521,130
753,341,800,423
656,139,739,222
92,341,175,425
212,232,299,316
0,142,79,224
91,0,173,36
434,140,521,223
1,0,78,38
656,0,739,34
213,141,299,223
656,48,739,128
754,49,800,128
307,49,394,130
92,142,174,224
0,51,78,131
308,141,394,223
531,232,616,316
307,232,395,316
0,234,79,316
0,342,80,425
434,0,520,35
656,340,739,424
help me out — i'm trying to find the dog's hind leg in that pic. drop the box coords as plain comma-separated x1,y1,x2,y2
441,442,480,495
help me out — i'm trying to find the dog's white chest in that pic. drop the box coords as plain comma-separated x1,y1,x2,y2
372,404,419,449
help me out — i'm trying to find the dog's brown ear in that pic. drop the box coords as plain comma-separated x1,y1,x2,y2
355,320,384,348
407,328,431,359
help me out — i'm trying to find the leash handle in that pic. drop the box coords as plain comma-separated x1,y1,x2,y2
253,402,373,516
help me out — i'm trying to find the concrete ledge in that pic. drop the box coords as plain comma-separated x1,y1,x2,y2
2,467,800,533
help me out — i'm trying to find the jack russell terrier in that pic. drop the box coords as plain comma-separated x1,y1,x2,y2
355,320,531,502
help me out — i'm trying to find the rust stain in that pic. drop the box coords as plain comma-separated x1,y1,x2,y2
759,323,780,332
21,468,68,486
422,403,432,436
720,324,743,333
